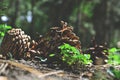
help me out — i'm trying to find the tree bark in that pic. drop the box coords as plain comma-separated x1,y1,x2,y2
29,0,35,38
10,0,20,28
92,0,108,44
47,0,81,27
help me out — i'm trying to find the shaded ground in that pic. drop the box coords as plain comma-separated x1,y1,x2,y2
0,59,119,80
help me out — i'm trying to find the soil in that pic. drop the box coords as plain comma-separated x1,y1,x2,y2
0,59,119,80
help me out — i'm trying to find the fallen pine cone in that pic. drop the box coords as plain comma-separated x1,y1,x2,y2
0,28,31,59
84,39,109,65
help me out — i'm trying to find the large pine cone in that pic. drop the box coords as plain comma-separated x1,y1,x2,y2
33,21,82,58
49,21,81,52
0,28,31,59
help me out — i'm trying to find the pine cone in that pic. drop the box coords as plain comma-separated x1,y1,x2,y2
60,21,81,50
33,21,82,58
0,28,31,59
85,39,108,65
32,35,50,57
48,21,81,51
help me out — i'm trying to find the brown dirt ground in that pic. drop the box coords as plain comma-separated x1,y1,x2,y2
0,59,119,80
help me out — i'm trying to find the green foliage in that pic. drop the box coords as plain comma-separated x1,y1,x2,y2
58,43,92,65
107,48,120,65
112,69,120,79
109,67,120,79
80,1,95,18
0,24,12,38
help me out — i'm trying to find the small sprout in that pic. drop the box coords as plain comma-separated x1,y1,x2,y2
0,24,12,38
109,67,120,79
49,54,55,57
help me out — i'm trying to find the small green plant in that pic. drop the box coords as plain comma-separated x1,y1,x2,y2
109,67,120,79
112,69,120,79
57,43,92,65
0,24,12,38
107,48,120,65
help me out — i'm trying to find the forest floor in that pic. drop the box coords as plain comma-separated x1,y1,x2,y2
0,58,119,80
0,22,119,80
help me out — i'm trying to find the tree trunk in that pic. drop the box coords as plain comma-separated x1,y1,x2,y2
10,0,20,28
47,0,81,27
29,0,35,38
92,0,108,44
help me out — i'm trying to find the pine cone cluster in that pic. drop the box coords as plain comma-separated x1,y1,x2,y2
0,21,82,60
0,28,31,59
84,39,108,65
0,21,109,65
33,21,82,57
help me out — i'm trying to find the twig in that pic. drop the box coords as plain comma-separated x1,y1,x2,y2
0,63,5,70
38,70,64,78
0,63,8,74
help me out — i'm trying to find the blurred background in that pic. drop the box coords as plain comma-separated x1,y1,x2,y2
0,0,120,48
